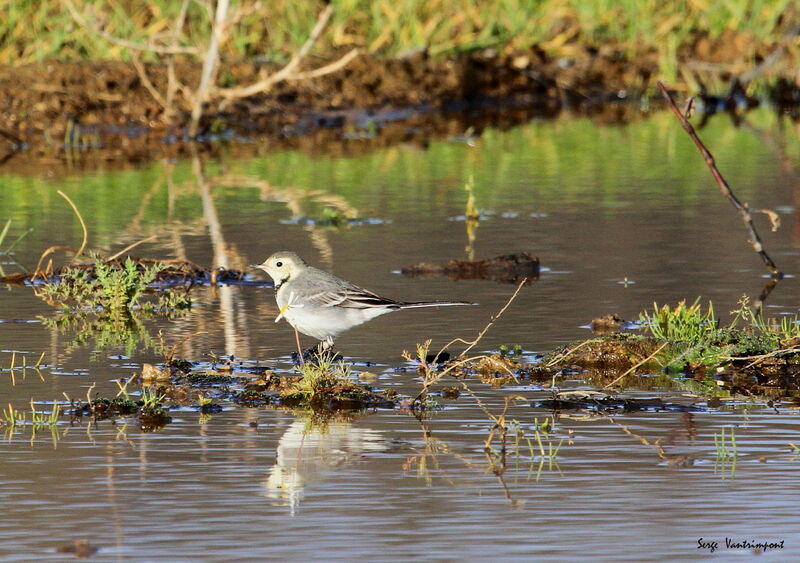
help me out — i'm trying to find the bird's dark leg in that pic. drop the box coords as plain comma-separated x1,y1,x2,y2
291,340,337,364
293,327,304,364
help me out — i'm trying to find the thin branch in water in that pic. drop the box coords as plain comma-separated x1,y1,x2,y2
657,81,782,278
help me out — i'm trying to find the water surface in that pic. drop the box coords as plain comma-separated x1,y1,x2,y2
1,108,799,560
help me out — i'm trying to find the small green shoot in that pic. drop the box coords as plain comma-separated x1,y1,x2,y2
2,403,26,427
29,400,60,427
139,386,166,411
639,298,717,343
713,426,737,479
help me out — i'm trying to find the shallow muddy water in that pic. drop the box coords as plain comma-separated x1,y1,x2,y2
1,107,799,560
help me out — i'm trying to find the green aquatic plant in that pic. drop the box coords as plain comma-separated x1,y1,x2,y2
637,297,800,373
139,386,166,412
295,352,355,399
37,255,191,354
29,399,60,427
713,426,737,479
639,299,718,344
39,255,189,314
2,403,26,427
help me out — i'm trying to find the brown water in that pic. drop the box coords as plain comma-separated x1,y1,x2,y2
1,108,799,560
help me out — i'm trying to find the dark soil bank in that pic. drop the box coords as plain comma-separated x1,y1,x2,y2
0,45,797,169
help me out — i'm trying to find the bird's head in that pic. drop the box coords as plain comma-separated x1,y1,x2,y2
252,251,307,288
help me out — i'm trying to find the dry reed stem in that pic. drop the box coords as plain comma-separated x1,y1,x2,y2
32,245,79,280
189,0,231,138
106,235,159,262
657,81,781,278
56,190,88,263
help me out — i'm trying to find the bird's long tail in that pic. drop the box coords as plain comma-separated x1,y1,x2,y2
398,300,477,309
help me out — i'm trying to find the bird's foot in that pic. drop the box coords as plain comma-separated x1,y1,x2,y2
291,342,341,365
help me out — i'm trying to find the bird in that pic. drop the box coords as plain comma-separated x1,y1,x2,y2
252,251,475,352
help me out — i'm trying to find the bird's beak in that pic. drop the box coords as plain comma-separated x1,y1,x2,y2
249,263,265,269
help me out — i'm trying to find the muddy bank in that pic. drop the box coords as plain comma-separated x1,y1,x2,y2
1,46,796,171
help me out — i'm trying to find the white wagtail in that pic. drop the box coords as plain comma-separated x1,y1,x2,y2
252,251,475,350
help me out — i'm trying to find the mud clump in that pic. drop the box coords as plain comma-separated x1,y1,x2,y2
402,252,540,284
0,48,682,170
547,335,664,371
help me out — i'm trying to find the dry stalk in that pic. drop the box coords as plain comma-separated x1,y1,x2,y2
57,190,88,263
106,235,159,262
215,4,335,102
435,278,527,362
657,81,781,278
410,277,526,403
189,0,231,138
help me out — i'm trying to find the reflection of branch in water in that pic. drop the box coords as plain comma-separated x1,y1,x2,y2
753,275,780,316
193,153,251,358
262,416,388,516
408,398,561,508
599,411,698,468
403,412,480,488
212,175,361,268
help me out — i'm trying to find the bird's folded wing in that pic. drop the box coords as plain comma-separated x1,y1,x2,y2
307,286,399,309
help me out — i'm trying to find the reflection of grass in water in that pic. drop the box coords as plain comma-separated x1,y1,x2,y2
2,399,62,446
713,426,737,479
0,218,32,276
511,417,564,481
37,256,191,354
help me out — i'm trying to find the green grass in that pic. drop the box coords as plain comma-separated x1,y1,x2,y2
2,0,796,67
638,297,800,372
37,255,191,354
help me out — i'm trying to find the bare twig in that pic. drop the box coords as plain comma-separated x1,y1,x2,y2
437,278,527,361
215,5,340,101
657,81,781,278
131,55,168,109
286,48,361,81
106,235,159,262
603,342,668,389
189,0,231,138
164,0,192,122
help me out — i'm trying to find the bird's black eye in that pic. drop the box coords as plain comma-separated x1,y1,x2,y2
276,261,283,267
